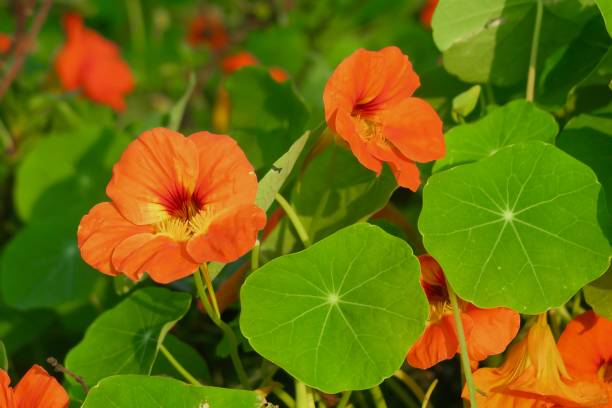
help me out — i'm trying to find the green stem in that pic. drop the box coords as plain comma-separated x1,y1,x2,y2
369,386,388,408
159,344,201,386
387,379,419,408
337,391,352,408
194,271,249,389
525,0,543,102
125,0,147,63
295,381,314,408
447,282,477,408
272,387,296,408
394,370,425,401
421,379,438,408
251,239,260,272
200,264,220,318
275,193,311,248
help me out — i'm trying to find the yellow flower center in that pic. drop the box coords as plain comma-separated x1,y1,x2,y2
155,205,214,242
598,361,612,383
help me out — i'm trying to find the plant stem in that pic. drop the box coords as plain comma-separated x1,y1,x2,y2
194,270,249,389
272,387,296,408
275,193,311,247
387,379,419,408
369,386,388,408
295,381,314,408
200,264,220,318
337,391,352,408
421,379,438,408
159,344,201,386
394,369,425,402
447,282,477,407
526,0,543,102
251,239,260,272
125,0,146,64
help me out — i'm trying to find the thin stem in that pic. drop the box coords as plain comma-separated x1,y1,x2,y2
421,379,438,408
275,193,311,248
447,281,477,408
387,379,419,408
337,391,352,408
200,264,220,318
394,369,425,401
295,380,314,408
194,271,249,389
159,344,201,386
251,239,260,272
369,386,388,408
272,387,296,408
125,0,146,62
525,0,543,102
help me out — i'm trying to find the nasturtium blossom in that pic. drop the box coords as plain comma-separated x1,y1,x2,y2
1,365,69,408
78,128,266,283
466,314,608,407
0,34,11,54
323,46,444,191
558,311,612,407
221,51,288,82
187,14,229,50
420,0,439,28
407,255,519,369
55,13,134,112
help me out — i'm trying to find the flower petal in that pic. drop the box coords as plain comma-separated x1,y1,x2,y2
465,304,520,362
382,97,445,163
0,370,14,408
334,110,382,174
77,202,151,276
82,57,134,112
106,128,199,225
187,204,266,264
13,365,69,408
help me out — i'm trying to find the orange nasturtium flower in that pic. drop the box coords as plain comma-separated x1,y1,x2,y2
0,34,11,54
323,46,444,191
77,128,266,283
187,14,229,50
407,255,520,369
558,310,612,407
1,365,69,408
465,314,608,407
221,52,259,74
420,0,439,28
55,13,134,112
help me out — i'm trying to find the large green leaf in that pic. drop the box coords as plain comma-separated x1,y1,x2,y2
420,142,611,313
596,0,612,37
241,223,428,393
14,128,130,221
65,287,191,387
0,215,99,310
81,375,264,408
584,270,612,320
433,100,558,173
226,67,309,171
432,0,596,86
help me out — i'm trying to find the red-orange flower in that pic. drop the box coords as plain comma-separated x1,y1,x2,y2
466,314,608,407
558,311,612,407
407,255,519,369
221,52,259,74
268,67,288,83
187,14,229,50
323,46,444,191
420,0,439,28
0,34,11,54
55,13,134,112
1,365,69,408
78,128,266,284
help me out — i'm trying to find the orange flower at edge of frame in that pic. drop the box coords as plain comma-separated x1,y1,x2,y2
1,365,69,408
55,13,134,112
323,46,445,191
78,128,266,284
407,255,520,369
558,310,612,407
465,314,608,407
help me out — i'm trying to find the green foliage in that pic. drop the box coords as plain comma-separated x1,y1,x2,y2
241,223,428,393
0,340,7,371
451,85,481,122
151,335,211,383
595,0,612,37
584,271,612,320
65,287,191,387
421,142,611,313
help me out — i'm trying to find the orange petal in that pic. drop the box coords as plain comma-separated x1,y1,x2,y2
407,313,473,369
334,110,382,175
221,52,258,74
269,67,288,83
77,202,152,276
558,310,612,382
188,131,259,210
82,56,134,112
187,204,266,264
1,370,14,408
382,97,445,163
13,365,69,408
111,233,199,283
465,304,520,362
387,155,421,191
106,128,199,225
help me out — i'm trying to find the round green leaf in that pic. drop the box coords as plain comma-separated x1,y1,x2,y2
65,287,191,387
82,375,264,408
241,223,428,393
420,142,611,313
434,100,558,173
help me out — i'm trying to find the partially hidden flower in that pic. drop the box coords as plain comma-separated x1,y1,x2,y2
558,310,612,407
420,0,439,28
77,128,266,284
323,46,444,191
465,313,608,407
221,51,288,82
407,255,520,369
187,13,229,50
1,365,69,408
55,13,134,111
0,34,11,54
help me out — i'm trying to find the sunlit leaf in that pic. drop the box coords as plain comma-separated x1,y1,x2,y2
65,287,191,387
595,0,612,37
241,223,428,393
81,375,264,408
420,142,611,313
452,85,481,122
434,100,558,173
